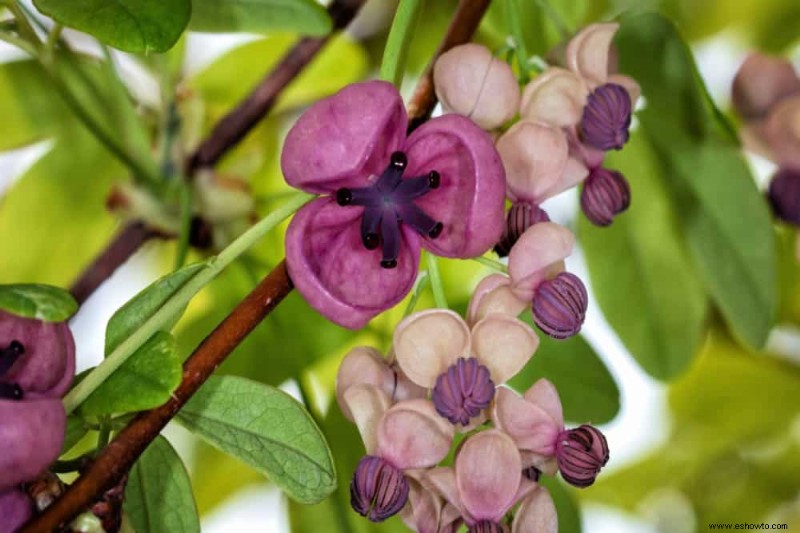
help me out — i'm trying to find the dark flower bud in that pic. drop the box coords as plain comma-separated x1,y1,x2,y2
580,83,632,151
350,456,409,522
469,520,506,533
532,272,588,339
768,167,800,226
494,203,550,257
0,488,32,533
432,357,495,425
522,465,542,482
556,425,609,488
580,167,631,226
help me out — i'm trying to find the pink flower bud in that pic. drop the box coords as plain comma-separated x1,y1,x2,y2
434,44,520,130
732,53,800,121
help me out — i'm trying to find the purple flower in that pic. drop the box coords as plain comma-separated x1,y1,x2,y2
351,455,410,522
0,488,32,533
531,272,588,340
282,81,506,329
580,167,631,226
494,203,550,258
768,167,800,225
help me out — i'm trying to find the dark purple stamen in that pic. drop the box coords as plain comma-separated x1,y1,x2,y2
469,520,505,533
556,425,609,488
580,83,632,151
432,357,495,426
350,455,409,522
494,203,550,257
0,382,23,400
522,465,542,482
532,272,588,339
580,167,631,227
768,167,800,226
0,340,24,375
335,151,443,268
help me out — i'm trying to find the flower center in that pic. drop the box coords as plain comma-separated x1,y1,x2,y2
0,340,25,400
350,455,409,522
336,151,443,269
468,520,506,533
580,83,632,151
431,357,495,426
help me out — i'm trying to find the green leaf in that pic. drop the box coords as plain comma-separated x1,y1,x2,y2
105,263,205,354
176,375,336,504
579,134,708,380
616,13,776,348
124,436,200,533
80,331,182,416
509,332,620,423
190,0,332,36
0,284,77,322
60,415,89,455
33,0,190,53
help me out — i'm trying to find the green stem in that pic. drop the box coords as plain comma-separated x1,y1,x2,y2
425,253,448,309
6,1,39,47
173,182,192,270
0,30,36,55
62,192,315,414
380,0,424,87
44,23,62,58
403,271,430,317
504,0,531,83
472,255,508,273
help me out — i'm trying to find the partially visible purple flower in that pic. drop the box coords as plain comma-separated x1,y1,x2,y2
282,81,506,329
0,488,32,533
555,425,609,488
494,203,551,258
580,167,631,226
531,272,588,340
768,167,800,225
351,455,410,522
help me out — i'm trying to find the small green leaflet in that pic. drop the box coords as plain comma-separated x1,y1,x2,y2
190,0,332,36
0,284,77,322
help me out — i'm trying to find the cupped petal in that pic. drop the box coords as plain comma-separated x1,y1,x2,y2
566,23,619,84
761,95,800,168
467,274,529,325
344,384,392,455
497,121,570,205
336,347,394,421
471,314,539,384
0,312,75,399
455,429,521,522
401,473,444,533
393,309,471,388
524,378,565,428
520,68,588,127
281,81,407,193
732,53,800,120
422,467,465,520
377,399,454,470
0,489,32,533
493,387,560,456
404,114,506,258
512,487,558,533
507,222,575,301
434,44,520,130
286,197,421,330
0,398,66,491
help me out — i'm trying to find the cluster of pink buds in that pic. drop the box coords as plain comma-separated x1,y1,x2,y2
336,287,609,531
0,310,76,532
732,52,800,227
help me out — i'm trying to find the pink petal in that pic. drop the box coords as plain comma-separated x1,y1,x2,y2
520,68,588,127
524,378,565,428
377,399,454,469
0,489,32,533
521,450,559,477
732,53,800,120
471,314,539,384
281,80,407,193
467,274,529,325
493,387,560,457
434,44,520,130
455,429,522,522
285,197,420,330
497,121,570,205
566,23,619,84
761,95,800,168
512,487,558,533
404,114,506,258
393,309,471,388
400,474,444,533
422,467,466,520
336,347,394,421
507,222,574,301
343,384,391,455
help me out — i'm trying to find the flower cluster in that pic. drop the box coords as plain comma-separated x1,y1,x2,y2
0,310,75,532
732,52,800,227
336,291,609,531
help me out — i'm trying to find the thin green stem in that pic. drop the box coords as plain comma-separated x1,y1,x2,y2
403,271,430,317
96,418,111,449
44,23,62,58
173,182,192,270
6,1,38,46
380,0,424,87
0,30,36,55
504,0,531,83
472,255,508,273
62,192,315,414
425,253,448,309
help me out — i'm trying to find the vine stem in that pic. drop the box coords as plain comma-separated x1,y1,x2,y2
426,253,448,309
24,1,493,529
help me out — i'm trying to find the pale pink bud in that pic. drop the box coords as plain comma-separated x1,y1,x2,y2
733,53,800,121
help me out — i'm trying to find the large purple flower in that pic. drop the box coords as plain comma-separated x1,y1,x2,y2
282,81,506,329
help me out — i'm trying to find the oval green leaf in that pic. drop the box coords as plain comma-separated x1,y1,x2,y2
190,0,332,36
176,375,336,504
0,284,77,322
124,436,200,533
33,0,190,53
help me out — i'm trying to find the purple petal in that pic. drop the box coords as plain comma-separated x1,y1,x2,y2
0,398,66,491
0,489,32,533
403,115,506,258
281,81,407,194
285,197,421,329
